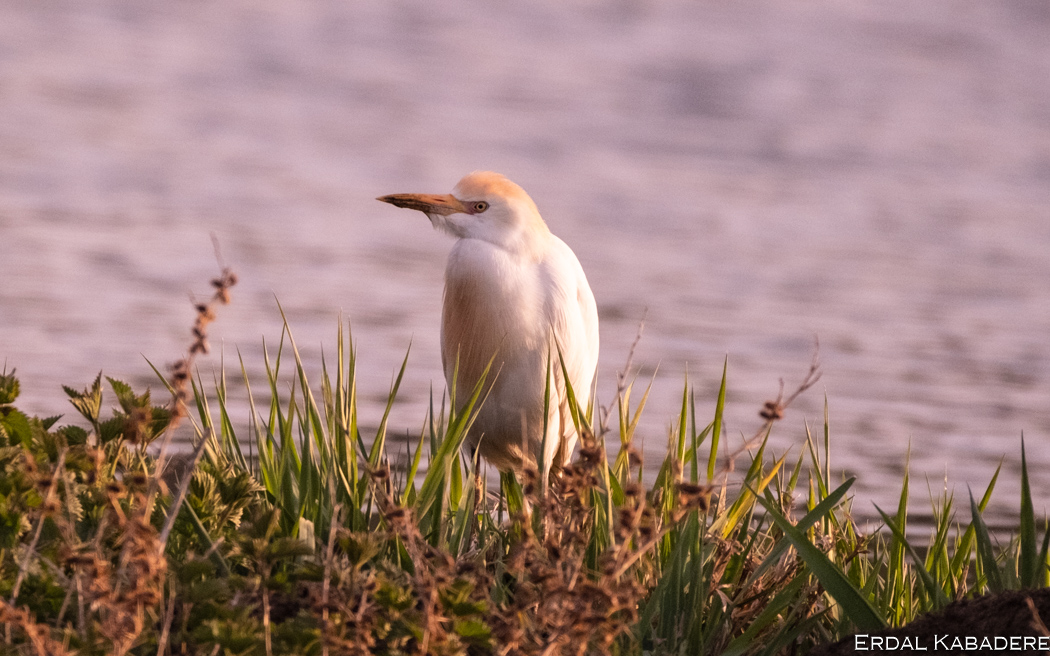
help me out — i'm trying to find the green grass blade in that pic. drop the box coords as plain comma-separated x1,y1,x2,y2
180,503,232,576
742,475,856,590
950,461,1000,577
969,488,1004,593
675,373,688,472
627,373,655,442
401,425,427,506
707,358,727,481
882,450,910,615
637,510,703,645
756,611,831,656
415,359,492,540
214,364,246,468
753,479,886,632
554,340,589,438
540,348,552,485
369,346,410,468
713,448,785,540
688,388,699,483
874,504,949,608
1039,518,1050,589
1019,435,1038,587
721,574,807,656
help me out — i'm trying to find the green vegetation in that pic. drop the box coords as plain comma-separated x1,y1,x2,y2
0,307,1048,654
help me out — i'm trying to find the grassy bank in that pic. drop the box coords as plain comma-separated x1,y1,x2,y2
0,287,1047,654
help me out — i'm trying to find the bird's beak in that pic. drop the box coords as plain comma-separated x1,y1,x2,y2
376,193,468,216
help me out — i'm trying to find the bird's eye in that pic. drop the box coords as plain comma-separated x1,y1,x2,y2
472,201,489,213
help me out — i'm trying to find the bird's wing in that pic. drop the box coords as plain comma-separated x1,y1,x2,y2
544,236,600,446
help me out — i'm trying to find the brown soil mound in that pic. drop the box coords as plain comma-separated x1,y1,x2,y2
810,588,1050,655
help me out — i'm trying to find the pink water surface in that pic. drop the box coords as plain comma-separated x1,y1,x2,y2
3,0,1050,524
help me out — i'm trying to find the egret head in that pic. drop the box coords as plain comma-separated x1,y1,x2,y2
378,171,549,252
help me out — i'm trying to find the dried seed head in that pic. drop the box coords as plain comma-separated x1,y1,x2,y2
760,400,784,420
127,472,150,489
618,506,640,531
124,406,152,445
64,552,97,568
106,480,126,498
627,446,643,468
638,511,657,541
676,482,705,496
579,445,602,466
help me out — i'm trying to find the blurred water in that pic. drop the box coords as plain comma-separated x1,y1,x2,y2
3,0,1050,525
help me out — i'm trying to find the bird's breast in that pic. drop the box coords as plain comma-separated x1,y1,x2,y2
441,240,548,398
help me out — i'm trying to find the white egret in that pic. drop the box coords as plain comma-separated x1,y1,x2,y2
378,172,599,484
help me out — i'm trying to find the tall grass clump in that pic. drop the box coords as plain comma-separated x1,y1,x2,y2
1,290,1049,654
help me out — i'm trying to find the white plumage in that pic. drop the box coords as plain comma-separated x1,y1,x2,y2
378,171,599,482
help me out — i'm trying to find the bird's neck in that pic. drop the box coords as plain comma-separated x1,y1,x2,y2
503,215,551,261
